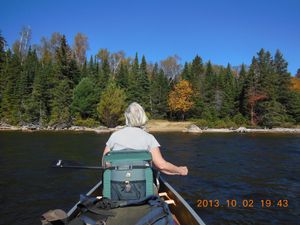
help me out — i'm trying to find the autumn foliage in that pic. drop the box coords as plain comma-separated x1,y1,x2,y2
291,77,300,93
247,92,268,125
168,80,194,119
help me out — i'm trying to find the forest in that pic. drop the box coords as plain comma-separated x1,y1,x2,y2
0,28,300,128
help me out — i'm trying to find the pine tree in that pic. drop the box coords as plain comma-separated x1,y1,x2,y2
190,55,204,92
1,51,22,124
18,48,39,123
203,61,218,119
150,65,170,118
127,53,141,103
99,56,110,89
115,61,129,89
181,62,190,80
50,35,74,125
71,77,99,119
50,79,72,126
139,55,150,110
29,62,51,125
273,50,291,105
0,32,7,119
220,64,236,118
238,64,248,115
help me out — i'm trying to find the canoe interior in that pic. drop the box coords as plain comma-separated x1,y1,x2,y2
68,177,206,225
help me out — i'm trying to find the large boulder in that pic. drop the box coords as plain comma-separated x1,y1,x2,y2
183,124,202,133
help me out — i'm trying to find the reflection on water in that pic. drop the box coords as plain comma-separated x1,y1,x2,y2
0,131,299,225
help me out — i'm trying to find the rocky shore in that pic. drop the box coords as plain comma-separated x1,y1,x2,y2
1,121,300,134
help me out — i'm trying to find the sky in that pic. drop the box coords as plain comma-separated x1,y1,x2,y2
1,0,299,74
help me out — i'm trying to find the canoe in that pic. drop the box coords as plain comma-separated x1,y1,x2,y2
67,177,206,225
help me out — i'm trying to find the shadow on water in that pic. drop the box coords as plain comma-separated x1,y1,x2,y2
0,131,299,225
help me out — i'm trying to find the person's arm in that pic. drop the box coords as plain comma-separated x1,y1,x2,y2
150,147,188,176
102,146,111,167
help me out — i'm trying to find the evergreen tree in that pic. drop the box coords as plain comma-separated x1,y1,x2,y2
139,55,150,110
150,65,169,118
220,64,236,118
273,50,291,105
203,61,218,119
190,55,204,92
50,35,74,125
0,31,6,67
181,62,190,80
127,53,141,103
238,64,248,115
29,62,51,125
71,77,99,119
0,32,7,118
99,56,110,89
18,48,39,123
50,79,72,126
115,61,129,89
286,91,300,123
1,51,22,124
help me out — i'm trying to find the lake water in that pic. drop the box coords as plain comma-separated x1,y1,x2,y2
0,131,299,225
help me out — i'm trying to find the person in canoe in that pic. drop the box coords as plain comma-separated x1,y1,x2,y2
102,102,188,176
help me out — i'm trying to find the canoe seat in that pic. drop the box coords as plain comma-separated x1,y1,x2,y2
102,150,154,200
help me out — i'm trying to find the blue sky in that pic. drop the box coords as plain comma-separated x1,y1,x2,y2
1,0,299,74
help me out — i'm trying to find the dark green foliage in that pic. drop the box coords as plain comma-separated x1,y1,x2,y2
273,50,291,105
259,100,286,128
220,64,237,118
115,62,129,89
99,57,110,89
18,48,39,123
139,55,150,110
126,53,151,110
203,61,218,119
285,91,300,123
29,62,51,125
181,62,190,80
71,77,99,119
50,79,72,125
1,51,22,124
150,65,170,118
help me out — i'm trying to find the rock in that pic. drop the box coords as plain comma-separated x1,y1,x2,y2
96,126,109,130
183,124,202,133
54,123,70,130
236,127,247,133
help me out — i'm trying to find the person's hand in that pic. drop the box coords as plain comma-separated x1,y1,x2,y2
179,166,188,176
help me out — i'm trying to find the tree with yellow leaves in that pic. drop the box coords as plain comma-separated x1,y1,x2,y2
291,77,300,93
168,80,194,120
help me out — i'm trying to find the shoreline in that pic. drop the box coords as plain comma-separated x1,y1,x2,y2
1,120,300,134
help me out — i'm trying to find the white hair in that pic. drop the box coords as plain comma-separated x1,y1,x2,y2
125,102,148,127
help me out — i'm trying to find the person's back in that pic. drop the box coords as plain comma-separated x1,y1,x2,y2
106,126,160,151
102,102,188,176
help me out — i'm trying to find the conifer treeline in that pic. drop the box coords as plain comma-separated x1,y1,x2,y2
0,31,299,128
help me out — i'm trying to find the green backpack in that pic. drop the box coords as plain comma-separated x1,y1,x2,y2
102,150,154,201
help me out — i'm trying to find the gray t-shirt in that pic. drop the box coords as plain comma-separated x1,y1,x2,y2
106,127,160,151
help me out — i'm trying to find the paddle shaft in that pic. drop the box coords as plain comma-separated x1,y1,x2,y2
53,165,104,170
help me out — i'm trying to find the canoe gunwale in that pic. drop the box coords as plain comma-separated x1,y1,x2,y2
160,177,206,225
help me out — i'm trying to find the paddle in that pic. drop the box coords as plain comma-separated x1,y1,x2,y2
52,160,150,170
52,159,104,170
